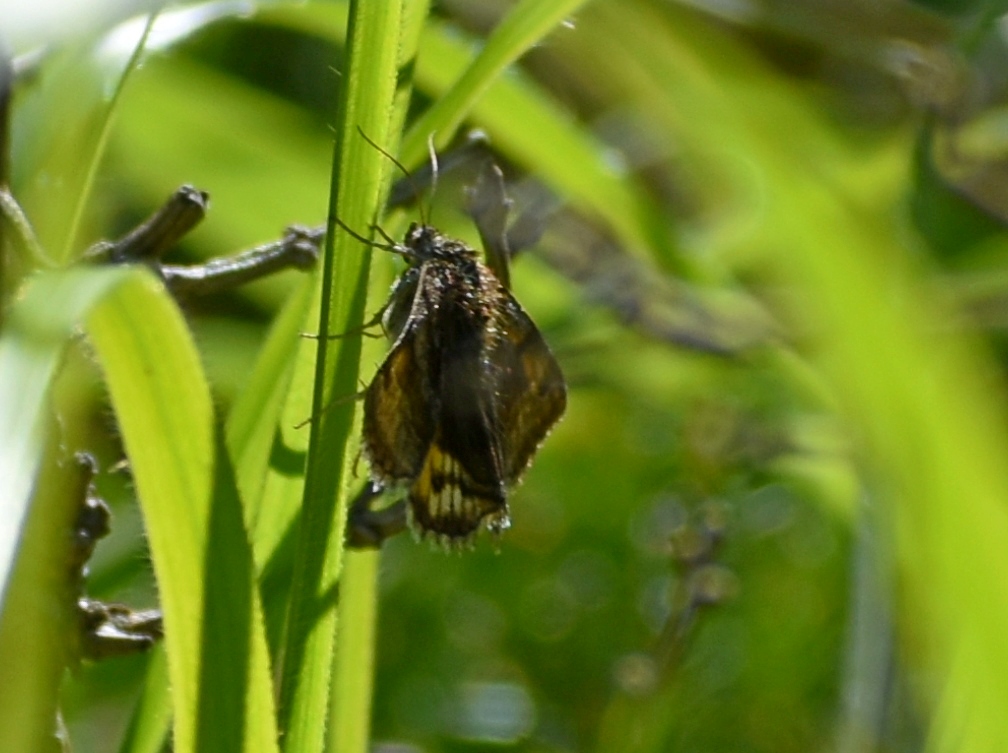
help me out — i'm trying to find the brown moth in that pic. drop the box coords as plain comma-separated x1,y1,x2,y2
360,221,566,545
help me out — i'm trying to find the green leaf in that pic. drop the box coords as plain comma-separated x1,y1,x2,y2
85,269,279,753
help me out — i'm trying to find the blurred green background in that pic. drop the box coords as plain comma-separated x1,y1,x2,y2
5,0,1008,751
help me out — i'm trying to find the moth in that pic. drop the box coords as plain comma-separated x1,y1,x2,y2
354,177,566,545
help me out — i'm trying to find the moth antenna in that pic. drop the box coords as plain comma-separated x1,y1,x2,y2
355,126,409,176
357,125,437,230
423,131,440,229
356,125,420,205
370,223,398,247
333,216,407,258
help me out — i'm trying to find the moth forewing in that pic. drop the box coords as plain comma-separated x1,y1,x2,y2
362,311,436,485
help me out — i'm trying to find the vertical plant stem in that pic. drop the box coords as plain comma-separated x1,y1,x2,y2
277,3,408,752
325,2,430,751
329,550,380,753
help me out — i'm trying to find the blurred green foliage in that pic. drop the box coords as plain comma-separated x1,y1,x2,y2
4,1,1008,752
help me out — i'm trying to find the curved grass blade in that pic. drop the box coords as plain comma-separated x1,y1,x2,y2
411,15,672,261
85,269,279,753
62,11,157,259
401,0,590,163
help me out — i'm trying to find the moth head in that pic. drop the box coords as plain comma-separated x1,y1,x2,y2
402,223,439,258
403,222,477,264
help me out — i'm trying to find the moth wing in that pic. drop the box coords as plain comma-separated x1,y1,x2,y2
492,293,567,483
362,274,436,485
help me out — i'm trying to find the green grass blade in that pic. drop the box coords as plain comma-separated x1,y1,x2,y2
412,16,672,261
86,270,210,753
277,2,410,751
118,648,172,753
326,1,428,750
85,270,279,753
227,276,315,540
401,0,591,163
62,11,157,259
329,550,380,753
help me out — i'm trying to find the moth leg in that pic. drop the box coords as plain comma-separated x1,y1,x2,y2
346,481,407,548
293,383,368,430
301,302,389,341
370,223,399,247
